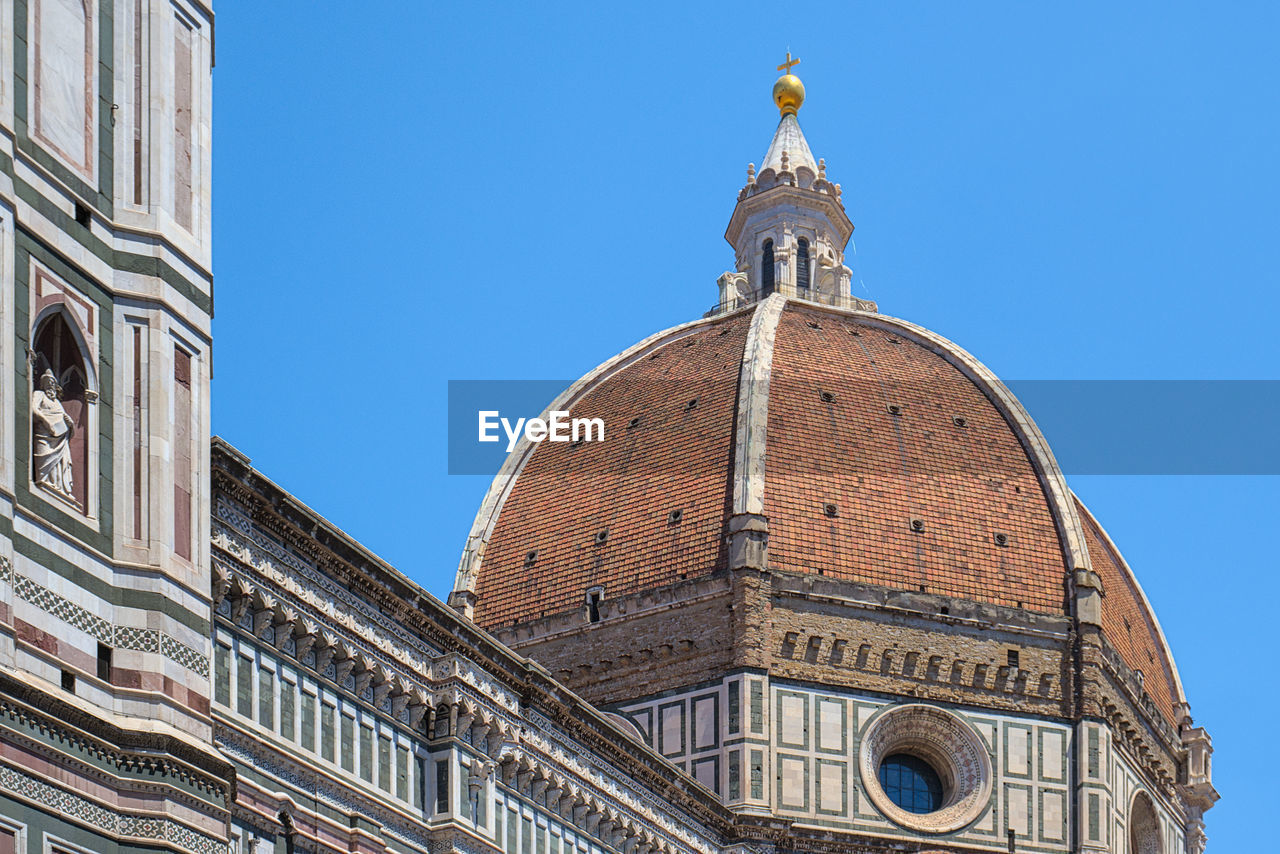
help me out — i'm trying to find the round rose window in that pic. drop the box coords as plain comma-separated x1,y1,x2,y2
859,704,993,834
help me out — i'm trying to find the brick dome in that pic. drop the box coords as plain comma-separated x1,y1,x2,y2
452,295,1186,728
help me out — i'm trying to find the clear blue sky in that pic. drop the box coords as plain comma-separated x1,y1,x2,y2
212,3,1276,846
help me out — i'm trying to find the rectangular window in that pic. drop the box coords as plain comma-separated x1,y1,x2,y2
750,749,764,799
173,14,195,230
414,756,425,808
727,680,740,734
321,702,336,762
360,724,374,782
301,692,316,752
236,655,253,718
749,682,764,733
396,745,410,801
521,818,532,854
476,784,487,827
0,827,15,854
506,807,518,853
258,666,274,728
173,348,193,560
131,0,145,205
535,824,545,854
214,643,231,707
494,807,504,851
129,322,146,539
97,642,112,682
280,680,296,740
340,715,355,772
728,749,741,800
378,734,392,791
435,759,450,814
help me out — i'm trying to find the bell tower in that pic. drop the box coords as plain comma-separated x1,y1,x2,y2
718,55,874,314
0,2,229,852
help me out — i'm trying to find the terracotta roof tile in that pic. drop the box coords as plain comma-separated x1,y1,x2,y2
473,313,752,627
474,302,1075,628
762,305,1069,614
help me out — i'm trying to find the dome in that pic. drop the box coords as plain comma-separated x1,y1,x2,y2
453,295,1185,728
449,64,1213,847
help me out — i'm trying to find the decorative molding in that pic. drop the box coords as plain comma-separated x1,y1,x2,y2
0,676,233,795
0,760,224,854
732,295,784,518
213,494,440,670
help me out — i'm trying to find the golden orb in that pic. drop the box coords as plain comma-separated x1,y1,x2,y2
772,73,805,116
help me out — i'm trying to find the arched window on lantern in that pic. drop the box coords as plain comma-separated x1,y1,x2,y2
31,311,93,511
797,238,811,291
761,239,775,297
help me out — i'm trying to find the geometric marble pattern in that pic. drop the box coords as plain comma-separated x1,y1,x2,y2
14,574,111,642
12,572,209,674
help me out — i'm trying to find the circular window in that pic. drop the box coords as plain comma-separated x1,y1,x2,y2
859,704,993,834
878,753,943,814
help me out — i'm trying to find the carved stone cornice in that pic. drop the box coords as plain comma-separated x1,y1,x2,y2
0,670,234,796
1077,632,1185,799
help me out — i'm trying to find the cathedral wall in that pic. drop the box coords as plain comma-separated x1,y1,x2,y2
212,444,731,854
616,674,1075,853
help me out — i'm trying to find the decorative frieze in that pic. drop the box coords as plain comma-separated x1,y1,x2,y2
12,571,208,673
0,762,224,854
213,506,440,672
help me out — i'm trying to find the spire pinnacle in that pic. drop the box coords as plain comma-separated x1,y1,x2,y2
772,52,805,116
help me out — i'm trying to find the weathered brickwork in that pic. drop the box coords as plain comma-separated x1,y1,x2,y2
763,572,1072,720
1077,629,1183,802
458,277,1213,847
496,576,736,708
0,22,1216,854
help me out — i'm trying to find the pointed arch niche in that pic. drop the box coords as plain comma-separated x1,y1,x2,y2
29,267,98,515
1128,791,1162,854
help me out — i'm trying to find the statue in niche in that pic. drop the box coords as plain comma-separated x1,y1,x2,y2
30,312,90,509
32,369,75,499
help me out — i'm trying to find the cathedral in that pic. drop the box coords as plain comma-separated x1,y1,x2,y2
0,7,1215,854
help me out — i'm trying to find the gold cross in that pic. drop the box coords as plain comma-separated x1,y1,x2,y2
777,51,800,74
